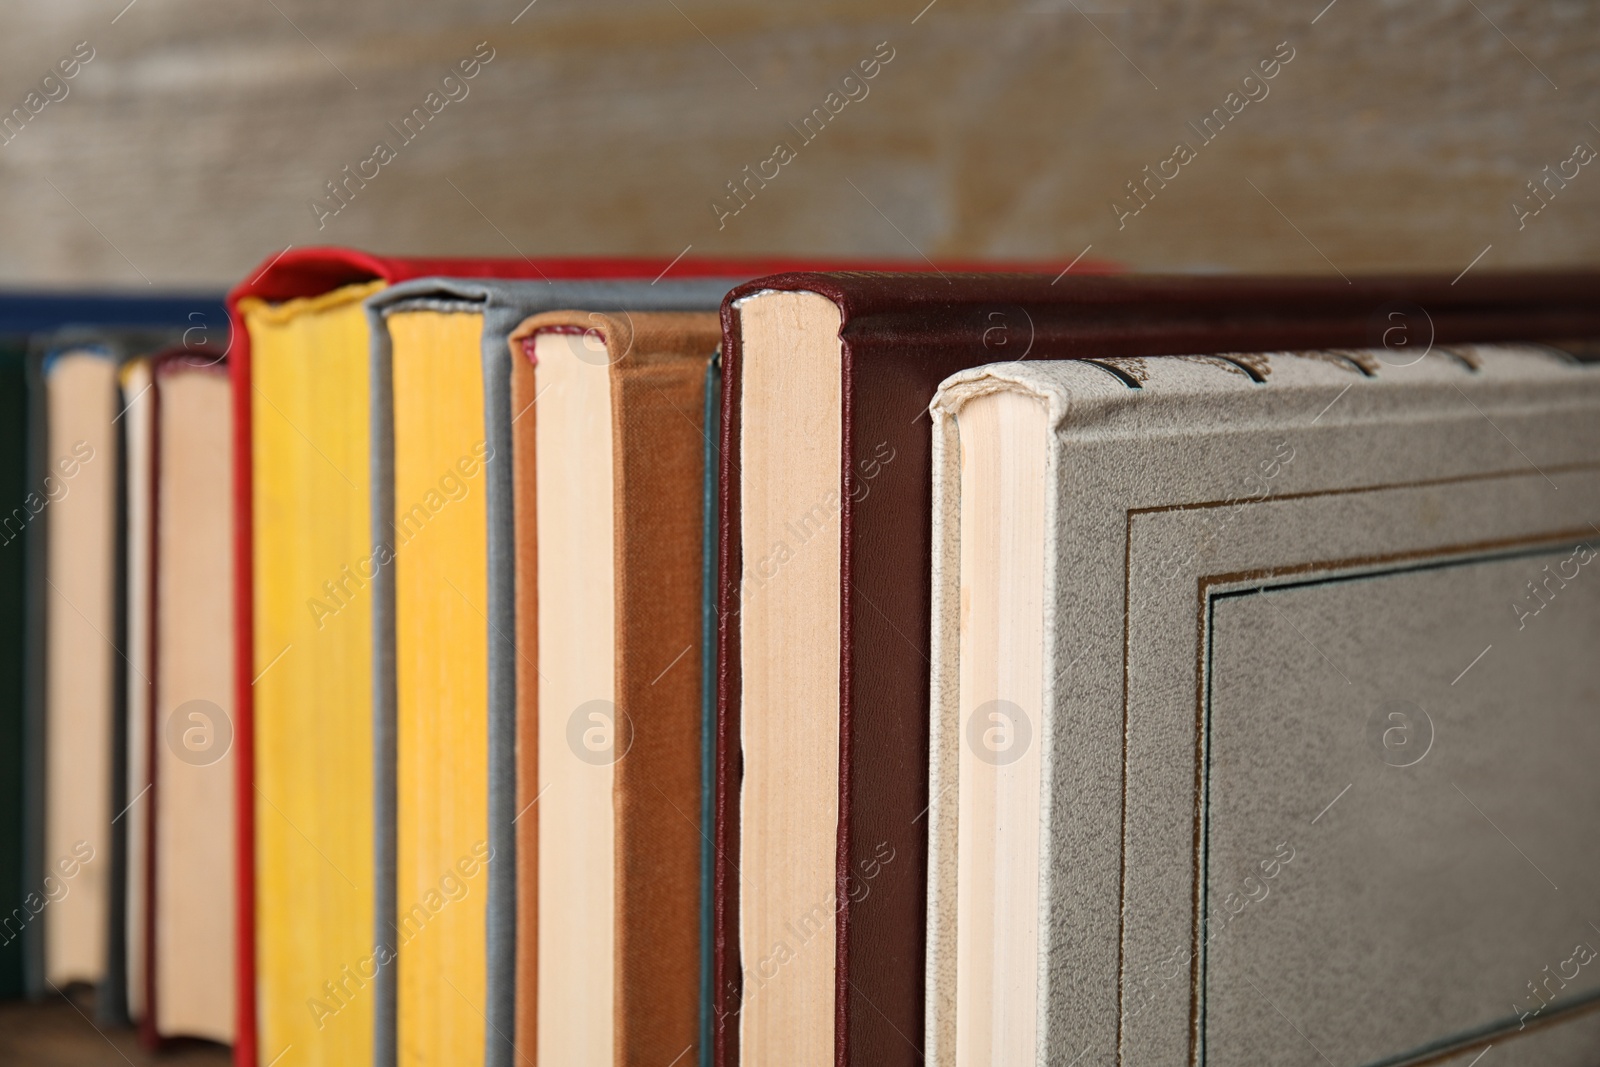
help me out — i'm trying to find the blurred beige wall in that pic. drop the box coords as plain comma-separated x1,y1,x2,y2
0,0,1595,288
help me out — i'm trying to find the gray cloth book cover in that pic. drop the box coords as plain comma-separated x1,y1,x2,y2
928,344,1600,1067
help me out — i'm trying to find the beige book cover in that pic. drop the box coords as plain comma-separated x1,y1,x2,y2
41,349,118,990
148,355,235,1043
119,356,154,1023
929,344,1600,1067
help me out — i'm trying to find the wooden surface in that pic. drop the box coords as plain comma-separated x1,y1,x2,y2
0,1,1596,287
0,987,230,1066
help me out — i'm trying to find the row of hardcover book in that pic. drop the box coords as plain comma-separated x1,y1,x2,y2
5,250,1600,1067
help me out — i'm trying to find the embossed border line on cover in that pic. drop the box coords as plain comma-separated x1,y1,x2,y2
1110,461,1600,1066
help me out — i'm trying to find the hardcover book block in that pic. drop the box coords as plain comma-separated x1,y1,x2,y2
929,345,1600,1067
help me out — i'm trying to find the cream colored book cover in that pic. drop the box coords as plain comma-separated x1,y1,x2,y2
41,349,117,991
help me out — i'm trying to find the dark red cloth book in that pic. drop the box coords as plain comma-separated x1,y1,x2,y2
712,269,1600,1067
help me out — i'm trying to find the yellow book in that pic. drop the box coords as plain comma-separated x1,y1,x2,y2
383,307,492,1067
239,280,384,1066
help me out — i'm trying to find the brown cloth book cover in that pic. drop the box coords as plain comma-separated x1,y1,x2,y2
712,270,1600,1067
509,310,722,1064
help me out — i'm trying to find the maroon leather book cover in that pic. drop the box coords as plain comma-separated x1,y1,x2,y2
711,270,1600,1067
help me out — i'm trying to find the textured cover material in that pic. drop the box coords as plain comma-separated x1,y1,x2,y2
367,278,737,1067
0,294,225,337
928,346,1600,1067
712,270,1600,1067
0,341,27,1000
228,248,989,1067
698,353,722,1067
108,360,137,1029
607,315,721,1067
510,310,721,1064
20,345,46,1002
